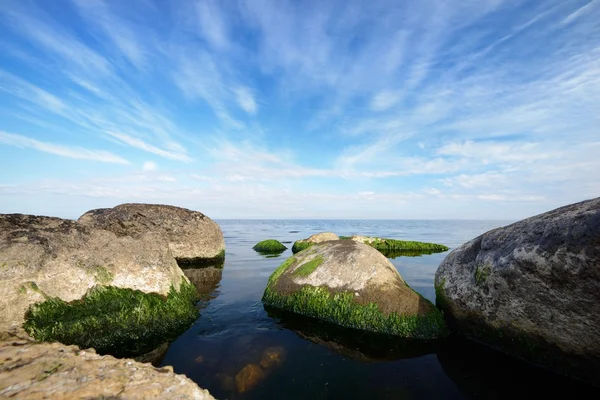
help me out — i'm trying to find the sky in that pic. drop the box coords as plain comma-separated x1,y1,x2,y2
0,0,599,220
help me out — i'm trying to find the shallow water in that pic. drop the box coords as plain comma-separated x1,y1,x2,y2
161,220,597,399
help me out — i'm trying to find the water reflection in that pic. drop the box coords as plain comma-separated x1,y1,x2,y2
181,262,223,303
266,307,439,362
437,336,596,399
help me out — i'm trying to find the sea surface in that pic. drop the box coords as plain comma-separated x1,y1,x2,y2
161,220,596,399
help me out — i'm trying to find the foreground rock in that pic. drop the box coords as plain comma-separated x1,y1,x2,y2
263,240,447,338
0,335,215,399
0,214,188,335
79,203,225,265
435,197,600,386
291,232,339,253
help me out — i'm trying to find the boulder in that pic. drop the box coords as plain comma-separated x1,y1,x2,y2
434,197,600,385
78,203,225,265
0,334,215,399
291,232,339,253
0,214,187,334
263,240,447,338
253,239,287,254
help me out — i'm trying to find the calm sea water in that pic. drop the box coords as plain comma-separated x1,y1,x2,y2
160,220,596,399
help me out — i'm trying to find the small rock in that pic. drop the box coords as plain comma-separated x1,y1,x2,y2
235,364,264,393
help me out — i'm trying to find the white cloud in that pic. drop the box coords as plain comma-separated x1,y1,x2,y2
0,131,129,164
370,90,401,111
106,131,193,162
195,0,229,50
143,161,158,171
235,87,258,115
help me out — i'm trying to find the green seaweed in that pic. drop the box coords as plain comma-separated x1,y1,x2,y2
365,238,449,253
434,278,447,312
89,265,113,285
266,257,296,289
23,279,199,358
475,264,491,284
253,239,288,253
262,285,447,339
291,241,313,254
294,255,324,277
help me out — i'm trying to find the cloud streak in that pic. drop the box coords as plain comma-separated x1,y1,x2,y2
0,131,129,164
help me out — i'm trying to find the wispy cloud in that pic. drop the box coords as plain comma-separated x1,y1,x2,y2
0,131,129,164
0,0,599,218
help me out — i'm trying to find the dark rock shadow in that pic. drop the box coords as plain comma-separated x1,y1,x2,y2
437,336,599,399
265,306,439,362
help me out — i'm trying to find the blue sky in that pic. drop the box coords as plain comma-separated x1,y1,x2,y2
0,0,598,220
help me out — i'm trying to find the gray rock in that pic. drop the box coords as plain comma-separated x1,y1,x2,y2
291,232,339,253
0,214,187,333
435,197,600,386
78,203,225,265
264,240,447,338
0,334,215,399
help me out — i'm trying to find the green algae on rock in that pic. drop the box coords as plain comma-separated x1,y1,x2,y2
23,279,199,358
263,240,447,339
253,239,288,254
349,236,449,256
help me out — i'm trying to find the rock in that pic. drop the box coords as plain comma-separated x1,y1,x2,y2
349,235,449,256
263,240,447,338
133,342,170,367
235,364,264,393
183,266,223,297
291,232,339,253
259,346,285,369
434,197,600,386
265,307,438,362
0,213,187,335
0,336,215,399
78,203,225,265
252,239,287,254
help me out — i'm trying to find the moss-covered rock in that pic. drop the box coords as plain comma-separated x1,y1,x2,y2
291,232,339,254
253,239,287,254
23,278,198,358
263,240,447,339
349,235,449,256
0,213,187,334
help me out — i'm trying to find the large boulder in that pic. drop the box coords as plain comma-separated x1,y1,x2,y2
435,197,600,385
263,240,447,338
291,232,339,253
0,214,186,334
0,334,215,399
78,203,225,265
0,214,198,357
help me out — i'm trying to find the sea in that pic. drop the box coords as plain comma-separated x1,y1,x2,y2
160,219,597,399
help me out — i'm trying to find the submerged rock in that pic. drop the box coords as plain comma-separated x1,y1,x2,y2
259,346,285,369
0,335,215,399
266,307,438,362
235,363,264,393
263,240,447,338
0,213,188,335
435,197,600,386
291,232,339,253
78,203,225,265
